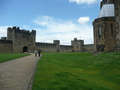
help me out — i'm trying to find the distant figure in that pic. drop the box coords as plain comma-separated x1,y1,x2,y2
38,50,41,57
34,50,38,56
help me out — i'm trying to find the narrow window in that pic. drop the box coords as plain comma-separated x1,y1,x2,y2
111,24,114,36
98,26,102,39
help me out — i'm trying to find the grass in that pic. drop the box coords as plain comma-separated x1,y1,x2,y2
0,53,30,63
32,52,120,90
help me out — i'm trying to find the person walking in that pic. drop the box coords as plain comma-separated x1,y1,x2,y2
38,50,41,57
34,50,38,56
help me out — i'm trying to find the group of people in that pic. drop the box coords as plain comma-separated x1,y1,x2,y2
34,50,41,57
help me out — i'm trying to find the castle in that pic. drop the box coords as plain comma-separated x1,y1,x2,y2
0,0,120,53
0,27,94,53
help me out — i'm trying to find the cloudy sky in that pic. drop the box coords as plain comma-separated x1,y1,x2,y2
0,0,101,45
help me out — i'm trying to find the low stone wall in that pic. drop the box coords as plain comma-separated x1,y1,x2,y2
0,40,13,53
60,45,72,52
36,42,95,53
35,42,57,52
83,44,95,52
36,43,72,52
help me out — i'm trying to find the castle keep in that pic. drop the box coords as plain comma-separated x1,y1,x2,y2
93,0,120,52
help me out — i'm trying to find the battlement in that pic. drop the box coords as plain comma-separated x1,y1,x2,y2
36,42,56,47
1,37,7,40
0,40,12,44
71,38,84,45
53,40,60,45
8,26,36,35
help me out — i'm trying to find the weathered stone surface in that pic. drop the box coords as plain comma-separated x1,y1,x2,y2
7,27,36,53
0,40,13,53
93,0,120,52
71,38,84,52
93,17,116,52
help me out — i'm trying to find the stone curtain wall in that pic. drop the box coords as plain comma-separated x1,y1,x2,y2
35,43,57,52
59,45,72,52
35,43,72,52
35,42,94,52
83,44,95,52
0,40,13,53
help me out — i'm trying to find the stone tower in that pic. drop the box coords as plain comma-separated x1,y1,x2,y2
53,40,60,52
7,26,36,53
93,0,116,52
71,38,84,52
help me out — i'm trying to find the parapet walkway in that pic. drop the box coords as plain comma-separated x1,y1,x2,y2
0,54,39,90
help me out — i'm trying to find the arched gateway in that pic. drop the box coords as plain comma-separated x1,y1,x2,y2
23,46,28,52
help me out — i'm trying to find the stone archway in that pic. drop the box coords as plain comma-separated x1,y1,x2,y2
23,46,28,52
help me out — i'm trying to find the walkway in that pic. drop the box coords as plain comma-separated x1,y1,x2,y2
0,54,39,90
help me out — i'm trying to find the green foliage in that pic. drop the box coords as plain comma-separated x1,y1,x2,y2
0,53,29,63
32,52,120,90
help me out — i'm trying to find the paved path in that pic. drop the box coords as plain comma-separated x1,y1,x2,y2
0,54,40,90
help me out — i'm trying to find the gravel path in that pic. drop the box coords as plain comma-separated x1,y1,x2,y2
0,54,39,90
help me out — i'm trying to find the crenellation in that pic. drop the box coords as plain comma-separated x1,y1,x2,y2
0,40,12,43
1,37,7,40
8,26,35,36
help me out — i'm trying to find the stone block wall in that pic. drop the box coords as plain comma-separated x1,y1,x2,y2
0,40,13,53
83,44,95,52
7,27,36,53
36,42,72,52
59,45,72,52
35,42,57,52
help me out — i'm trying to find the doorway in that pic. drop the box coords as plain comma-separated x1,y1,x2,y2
23,46,28,52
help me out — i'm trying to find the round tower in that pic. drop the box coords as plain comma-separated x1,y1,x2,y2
93,0,116,52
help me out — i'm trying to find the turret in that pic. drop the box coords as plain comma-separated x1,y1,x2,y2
71,38,84,52
53,40,60,52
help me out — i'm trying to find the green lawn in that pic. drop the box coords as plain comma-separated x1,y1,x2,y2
32,52,120,90
0,53,30,63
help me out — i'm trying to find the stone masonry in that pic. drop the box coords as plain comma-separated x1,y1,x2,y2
93,0,120,52
7,27,36,53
